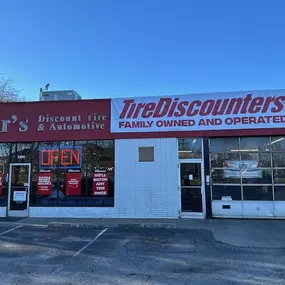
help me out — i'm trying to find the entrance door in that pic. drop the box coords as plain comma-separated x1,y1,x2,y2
180,161,204,217
8,163,31,217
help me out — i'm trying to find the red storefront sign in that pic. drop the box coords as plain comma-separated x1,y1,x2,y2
0,173,3,196
0,99,110,142
65,171,81,196
37,172,52,195
93,171,108,196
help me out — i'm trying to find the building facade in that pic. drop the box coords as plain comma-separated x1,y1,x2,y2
1,89,285,219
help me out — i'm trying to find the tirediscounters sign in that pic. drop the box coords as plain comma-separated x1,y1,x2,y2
111,90,285,133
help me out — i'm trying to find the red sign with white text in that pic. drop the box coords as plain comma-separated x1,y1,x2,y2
37,172,52,195
65,172,81,196
0,99,110,142
111,90,285,133
93,171,108,196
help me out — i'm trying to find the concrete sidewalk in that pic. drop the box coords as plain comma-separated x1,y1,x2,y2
210,219,285,248
1,217,285,248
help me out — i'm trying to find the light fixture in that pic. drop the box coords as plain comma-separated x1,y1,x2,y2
231,149,259,152
270,137,284,145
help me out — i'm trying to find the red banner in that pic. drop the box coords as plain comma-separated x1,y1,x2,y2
65,172,81,196
37,172,52,195
93,171,108,196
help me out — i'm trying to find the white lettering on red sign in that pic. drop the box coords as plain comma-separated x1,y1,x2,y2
93,172,108,196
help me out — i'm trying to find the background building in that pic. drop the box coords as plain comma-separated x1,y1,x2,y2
40,90,82,101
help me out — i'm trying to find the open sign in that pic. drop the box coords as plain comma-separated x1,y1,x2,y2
39,146,82,169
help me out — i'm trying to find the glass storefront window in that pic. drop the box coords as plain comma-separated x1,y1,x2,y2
60,141,74,147
32,142,60,206
274,186,285,201
243,185,273,201
85,140,114,205
178,138,202,159
180,163,201,186
241,169,272,184
209,136,283,201
28,140,115,207
273,169,285,184
210,138,239,153
0,143,10,206
240,137,270,151
212,185,242,200
241,152,271,168
11,143,34,163
272,153,285,167
271,137,285,151
210,153,239,168
211,169,241,184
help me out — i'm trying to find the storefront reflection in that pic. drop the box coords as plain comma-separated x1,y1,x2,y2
210,136,284,202
30,140,115,206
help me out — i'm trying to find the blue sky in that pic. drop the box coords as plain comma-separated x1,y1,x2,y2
0,0,284,101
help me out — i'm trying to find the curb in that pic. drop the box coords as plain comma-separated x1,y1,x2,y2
47,222,176,229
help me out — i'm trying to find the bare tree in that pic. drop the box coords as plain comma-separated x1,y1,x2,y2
0,76,24,102
0,76,24,185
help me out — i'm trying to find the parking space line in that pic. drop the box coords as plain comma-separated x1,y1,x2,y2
72,228,108,258
0,225,23,236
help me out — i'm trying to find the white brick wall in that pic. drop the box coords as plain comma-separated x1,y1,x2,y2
0,207,6,217
114,138,179,218
30,138,180,218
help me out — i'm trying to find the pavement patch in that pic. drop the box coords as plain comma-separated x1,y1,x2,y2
140,223,175,229
48,222,105,229
48,221,176,229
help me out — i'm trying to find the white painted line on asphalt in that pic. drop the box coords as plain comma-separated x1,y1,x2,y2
0,225,23,236
72,228,108,258
22,223,48,228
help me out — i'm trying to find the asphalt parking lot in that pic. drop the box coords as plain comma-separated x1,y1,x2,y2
0,225,284,285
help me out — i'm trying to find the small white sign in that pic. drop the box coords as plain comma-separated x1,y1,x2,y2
222,196,232,201
206,175,210,183
189,174,193,180
17,155,25,159
13,191,26,202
